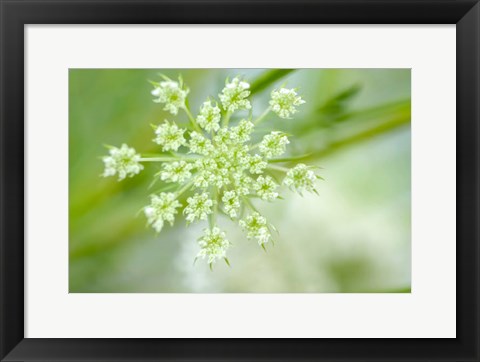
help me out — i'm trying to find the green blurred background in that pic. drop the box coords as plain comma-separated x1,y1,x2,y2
69,69,411,293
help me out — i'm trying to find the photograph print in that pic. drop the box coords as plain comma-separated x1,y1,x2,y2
69,68,411,293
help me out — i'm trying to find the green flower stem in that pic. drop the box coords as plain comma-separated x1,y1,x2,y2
140,157,179,162
208,213,214,229
253,106,271,125
242,196,259,214
213,186,219,225
184,106,202,133
249,143,260,151
207,187,219,229
250,69,296,95
140,156,198,162
268,153,313,163
222,111,232,127
176,180,195,197
267,164,290,172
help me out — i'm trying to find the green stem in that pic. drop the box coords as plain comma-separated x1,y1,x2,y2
208,186,219,229
213,187,218,225
253,107,271,125
140,155,198,162
140,157,178,162
249,143,260,151
222,111,232,127
184,106,202,133
267,164,290,172
242,196,259,214
299,114,410,163
176,180,194,197
268,153,312,163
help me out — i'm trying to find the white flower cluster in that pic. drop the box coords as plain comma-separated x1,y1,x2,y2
154,121,186,151
144,193,182,233
284,163,319,194
196,100,221,132
102,144,143,181
102,73,318,267
185,193,213,223
239,212,271,245
197,227,231,264
253,175,279,201
270,88,305,119
259,131,290,158
219,77,251,113
160,161,193,183
151,76,189,115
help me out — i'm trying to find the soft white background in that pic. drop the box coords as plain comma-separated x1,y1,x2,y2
25,25,456,338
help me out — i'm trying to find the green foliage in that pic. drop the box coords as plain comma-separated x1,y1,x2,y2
250,69,295,94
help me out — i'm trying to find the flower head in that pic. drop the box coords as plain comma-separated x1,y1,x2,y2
222,191,240,218
196,100,221,132
270,88,305,119
219,77,251,113
253,175,279,201
197,227,231,264
151,77,189,115
102,144,143,181
160,160,193,183
283,163,318,193
154,121,186,151
144,193,182,232
184,193,214,223
239,212,271,245
103,73,321,265
259,131,290,158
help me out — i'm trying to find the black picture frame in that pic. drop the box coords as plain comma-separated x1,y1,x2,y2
1,1,479,361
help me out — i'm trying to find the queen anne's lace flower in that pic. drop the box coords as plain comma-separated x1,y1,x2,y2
160,161,193,183
151,78,189,115
219,77,251,113
284,163,318,193
270,88,305,119
239,212,271,245
222,191,240,218
102,144,143,181
144,193,182,232
253,175,279,201
154,121,186,151
196,100,221,132
197,227,231,264
259,131,290,158
102,73,321,266
184,193,214,223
